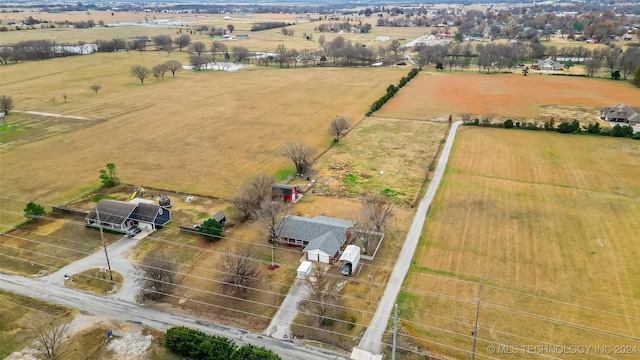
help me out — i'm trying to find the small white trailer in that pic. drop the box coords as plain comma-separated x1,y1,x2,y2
296,261,312,280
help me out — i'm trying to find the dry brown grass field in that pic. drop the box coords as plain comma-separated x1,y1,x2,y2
0,214,121,276
0,9,428,53
396,128,640,359
314,116,448,207
0,290,73,358
0,51,406,232
378,71,640,121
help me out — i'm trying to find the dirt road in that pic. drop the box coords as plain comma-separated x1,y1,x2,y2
355,121,463,356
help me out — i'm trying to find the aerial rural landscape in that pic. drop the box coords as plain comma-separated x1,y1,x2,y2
0,0,639,359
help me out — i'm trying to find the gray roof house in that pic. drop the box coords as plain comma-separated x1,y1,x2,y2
537,57,563,71
86,199,170,233
600,103,640,125
274,215,355,262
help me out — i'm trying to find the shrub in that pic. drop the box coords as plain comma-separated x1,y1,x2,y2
165,326,255,359
347,315,357,330
320,317,336,326
199,218,223,240
585,122,601,134
611,124,634,137
503,119,514,128
24,201,46,217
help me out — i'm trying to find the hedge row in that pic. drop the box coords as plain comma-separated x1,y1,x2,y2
464,118,640,139
165,326,281,360
367,68,420,115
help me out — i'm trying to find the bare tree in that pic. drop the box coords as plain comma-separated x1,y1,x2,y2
620,48,640,80
153,34,173,54
138,253,176,300
130,65,150,84
190,55,209,71
89,84,101,94
232,173,276,222
174,34,191,51
0,95,14,115
34,317,71,360
280,141,316,174
257,201,288,241
190,41,206,56
329,115,350,142
388,39,402,62
306,267,337,326
583,58,602,77
219,244,260,298
211,42,228,60
231,46,249,62
361,192,393,232
275,43,288,68
164,60,182,77
152,64,167,80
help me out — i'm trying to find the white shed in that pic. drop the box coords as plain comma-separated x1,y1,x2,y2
297,261,312,280
339,245,361,276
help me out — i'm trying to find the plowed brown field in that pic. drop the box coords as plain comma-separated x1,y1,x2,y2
398,128,640,359
377,72,640,120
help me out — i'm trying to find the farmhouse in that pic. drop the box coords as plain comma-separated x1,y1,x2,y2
535,57,563,71
272,184,299,203
600,103,640,125
86,199,170,233
274,215,355,263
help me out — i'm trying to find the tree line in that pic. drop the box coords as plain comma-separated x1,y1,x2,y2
464,116,639,140
415,41,640,79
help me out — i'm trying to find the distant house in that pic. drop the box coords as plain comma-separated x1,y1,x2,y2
274,215,355,263
272,184,298,203
600,103,640,125
86,199,170,233
223,16,231,20
536,57,563,71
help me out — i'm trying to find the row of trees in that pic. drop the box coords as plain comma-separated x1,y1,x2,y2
315,21,372,33
465,116,639,139
415,41,640,79
130,61,182,84
369,68,420,114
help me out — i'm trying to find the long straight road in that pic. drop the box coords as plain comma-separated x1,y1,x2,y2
0,273,348,360
355,121,463,356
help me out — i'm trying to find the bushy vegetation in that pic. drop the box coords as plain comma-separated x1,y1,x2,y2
251,22,290,32
164,326,280,360
464,117,639,139
99,163,120,187
367,68,420,115
199,218,223,240
23,201,46,217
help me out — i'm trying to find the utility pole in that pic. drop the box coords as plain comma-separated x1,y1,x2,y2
392,303,398,360
96,209,113,281
368,274,373,305
471,275,484,360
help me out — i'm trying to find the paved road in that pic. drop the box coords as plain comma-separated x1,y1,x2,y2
265,278,308,340
41,231,147,302
0,273,349,360
355,121,463,355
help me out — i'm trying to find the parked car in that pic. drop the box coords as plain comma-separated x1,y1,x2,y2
126,227,142,237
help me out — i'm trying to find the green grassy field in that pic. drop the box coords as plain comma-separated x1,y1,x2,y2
397,128,640,359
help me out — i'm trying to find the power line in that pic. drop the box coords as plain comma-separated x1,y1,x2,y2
3,206,640,354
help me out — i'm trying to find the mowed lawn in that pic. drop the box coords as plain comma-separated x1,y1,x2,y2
377,72,640,120
398,128,640,359
0,52,406,231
